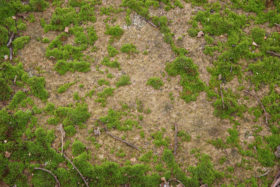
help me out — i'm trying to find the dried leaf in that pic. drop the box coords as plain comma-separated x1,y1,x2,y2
197,31,204,38
64,27,69,33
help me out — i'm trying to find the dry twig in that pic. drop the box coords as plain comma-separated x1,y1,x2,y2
7,33,15,47
97,119,141,151
256,169,271,178
244,90,269,125
9,47,13,61
266,51,280,58
220,85,225,109
168,178,185,187
63,154,89,187
57,124,65,155
34,167,61,187
174,124,178,155
106,131,140,151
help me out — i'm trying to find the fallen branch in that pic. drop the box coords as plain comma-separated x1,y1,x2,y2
244,90,269,125
220,85,225,109
7,33,15,47
97,119,141,151
34,167,61,187
168,178,185,187
9,47,13,61
173,124,178,155
266,51,280,58
256,169,270,178
57,124,65,155
272,177,280,187
106,131,141,151
63,154,89,187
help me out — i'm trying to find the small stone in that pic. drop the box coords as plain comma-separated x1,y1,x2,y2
4,55,8,60
252,41,258,46
5,151,11,158
4,140,7,143
130,157,136,162
197,31,204,38
12,16,16,20
274,145,280,158
94,127,101,136
64,27,69,33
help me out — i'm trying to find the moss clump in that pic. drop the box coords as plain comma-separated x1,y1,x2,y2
105,25,124,41
8,91,27,109
120,43,137,54
98,79,110,86
29,0,49,11
147,77,164,90
107,45,119,57
0,78,12,101
166,55,204,102
57,81,76,93
98,109,138,131
248,57,280,90
95,87,115,106
101,57,120,68
72,140,86,156
53,103,90,128
151,131,170,147
27,77,49,101
116,75,131,87
55,60,90,75
13,36,31,54
178,130,191,142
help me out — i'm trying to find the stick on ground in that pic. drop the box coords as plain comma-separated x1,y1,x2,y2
106,131,141,151
220,85,225,109
7,33,15,47
34,167,61,187
244,90,269,125
57,124,65,155
174,123,178,155
266,51,280,58
63,154,89,187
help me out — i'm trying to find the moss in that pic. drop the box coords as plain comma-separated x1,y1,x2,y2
101,57,120,68
166,55,204,102
107,45,119,57
13,36,30,54
29,0,49,11
54,103,90,127
116,75,131,87
98,109,137,131
97,79,110,86
151,131,170,147
57,81,76,93
139,151,153,163
8,91,27,109
72,140,86,156
27,76,49,101
147,77,164,90
87,26,98,45
105,25,124,41
178,130,191,142
0,78,12,101
120,43,138,54
55,60,90,75
248,57,280,90
95,87,115,106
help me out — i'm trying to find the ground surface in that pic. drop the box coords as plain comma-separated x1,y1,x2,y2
1,0,280,186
